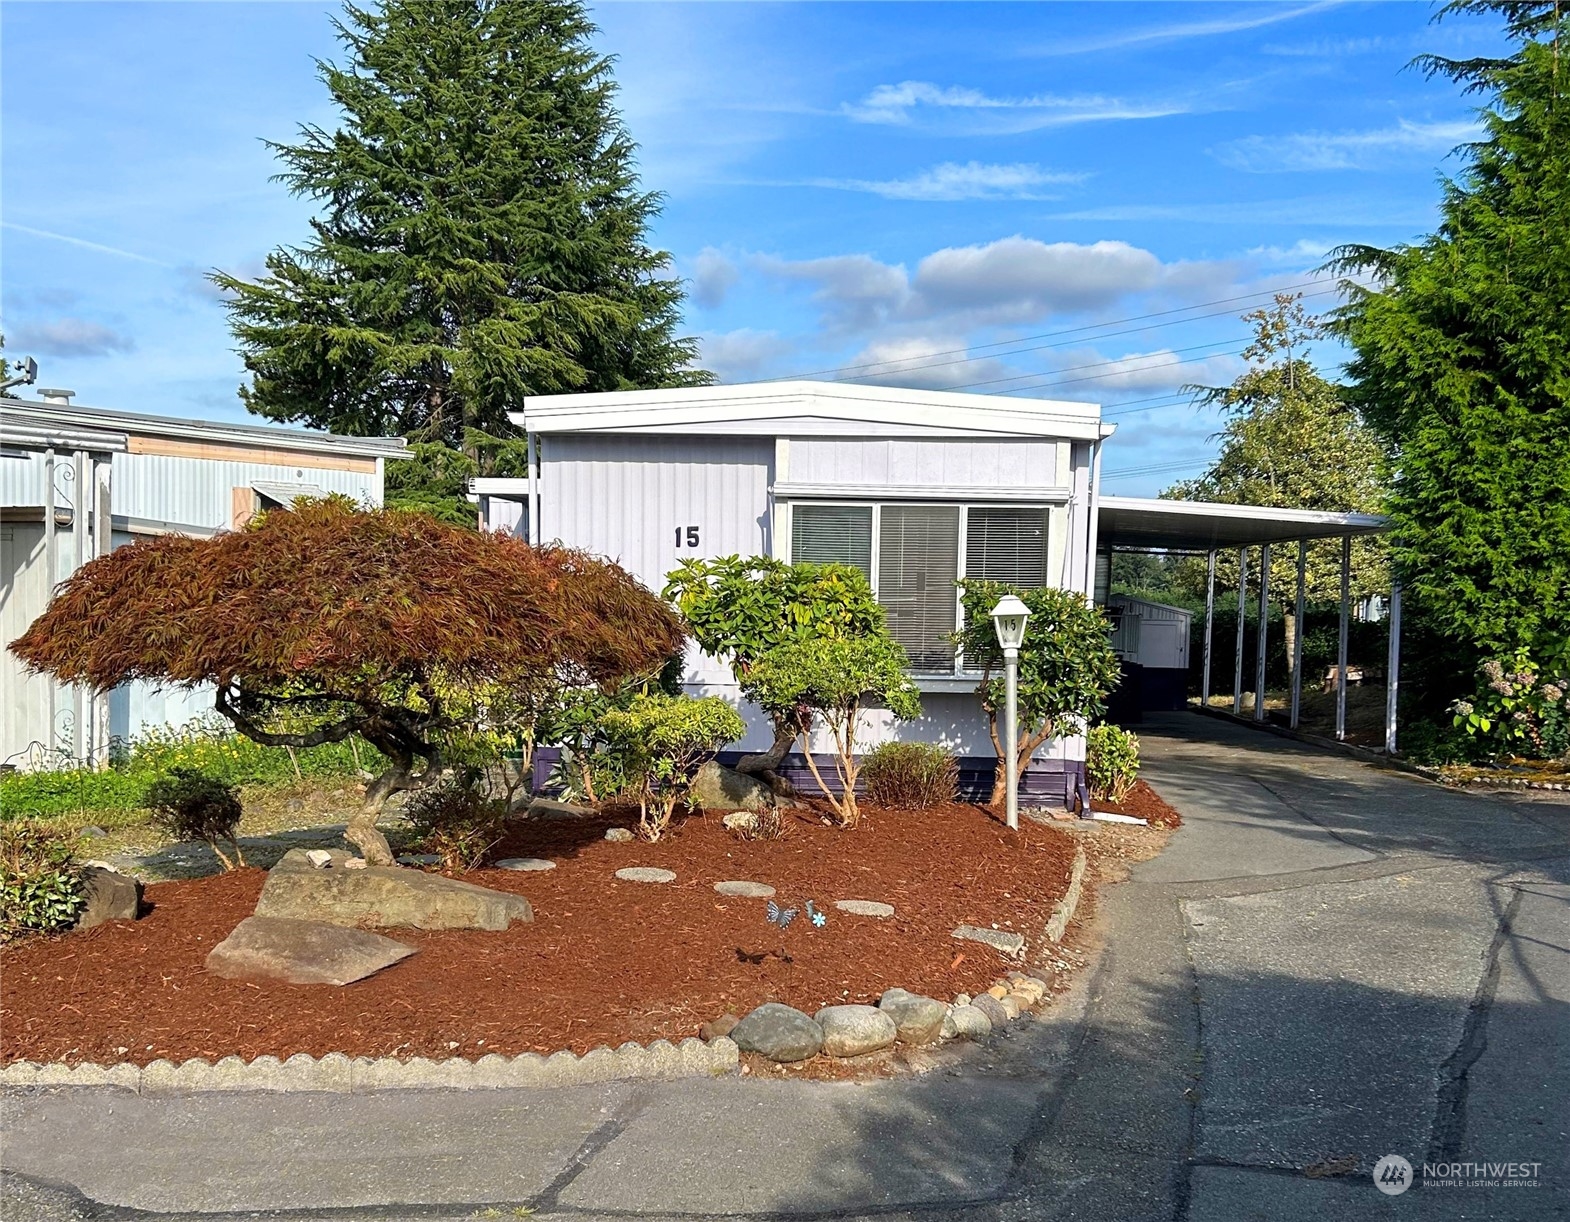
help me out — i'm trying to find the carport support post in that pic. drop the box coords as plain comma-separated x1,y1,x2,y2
1290,540,1307,729
1201,549,1217,706
1254,543,1271,721
1336,534,1351,742
1233,547,1248,716
1385,576,1402,754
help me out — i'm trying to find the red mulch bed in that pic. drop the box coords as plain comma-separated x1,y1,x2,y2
0,802,1080,1067
1096,780,1183,828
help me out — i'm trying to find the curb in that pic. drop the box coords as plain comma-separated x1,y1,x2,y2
1,1036,738,1094
1044,846,1088,943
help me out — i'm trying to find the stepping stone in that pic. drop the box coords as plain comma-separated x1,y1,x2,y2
835,899,895,918
615,867,676,884
495,857,557,872
714,880,774,898
952,924,1026,959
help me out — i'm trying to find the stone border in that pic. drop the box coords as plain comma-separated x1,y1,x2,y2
1044,846,1088,943
1,1037,737,1094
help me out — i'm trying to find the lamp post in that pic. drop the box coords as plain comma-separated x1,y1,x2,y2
991,594,1032,831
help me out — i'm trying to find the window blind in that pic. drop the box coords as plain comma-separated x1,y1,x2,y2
791,504,873,578
879,505,960,672
965,507,1048,586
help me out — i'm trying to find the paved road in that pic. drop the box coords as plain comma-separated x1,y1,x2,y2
4,712,1568,1221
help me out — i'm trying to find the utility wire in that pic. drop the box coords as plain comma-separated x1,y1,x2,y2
943,335,1247,394
749,276,1341,384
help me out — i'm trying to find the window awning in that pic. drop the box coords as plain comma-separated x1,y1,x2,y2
1098,495,1388,552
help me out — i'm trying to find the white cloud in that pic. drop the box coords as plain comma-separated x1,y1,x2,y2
1261,35,1394,57
841,81,1189,134
1247,238,1337,265
836,336,1011,391
1214,119,1481,173
1026,3,1337,57
1051,349,1245,395
691,248,739,310
11,318,134,358
810,161,1084,202
1,221,168,266
700,329,791,381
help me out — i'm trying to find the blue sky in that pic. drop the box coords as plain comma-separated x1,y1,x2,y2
1,1,1502,494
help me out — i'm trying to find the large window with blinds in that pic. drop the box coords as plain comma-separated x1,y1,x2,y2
789,502,1055,675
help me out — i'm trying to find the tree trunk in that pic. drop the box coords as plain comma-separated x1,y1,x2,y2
734,717,801,797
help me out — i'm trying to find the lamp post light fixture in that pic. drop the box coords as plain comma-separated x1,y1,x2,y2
991,594,1032,831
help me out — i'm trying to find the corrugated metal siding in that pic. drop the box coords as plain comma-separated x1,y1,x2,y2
787,438,1064,488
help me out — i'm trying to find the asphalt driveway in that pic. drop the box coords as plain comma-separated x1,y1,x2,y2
4,711,1567,1221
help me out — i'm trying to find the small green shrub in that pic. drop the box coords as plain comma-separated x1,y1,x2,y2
600,694,747,841
404,781,509,871
1450,649,1570,762
145,768,246,870
1087,724,1141,803
0,822,85,941
861,742,958,809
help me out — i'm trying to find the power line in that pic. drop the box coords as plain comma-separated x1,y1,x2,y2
978,345,1253,396
945,335,1247,394
1101,457,1213,479
749,276,1341,384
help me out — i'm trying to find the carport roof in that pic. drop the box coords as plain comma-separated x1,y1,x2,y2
1098,495,1388,552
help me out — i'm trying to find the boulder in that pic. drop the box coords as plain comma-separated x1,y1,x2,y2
971,993,1009,1029
877,988,947,1045
207,916,415,986
73,866,142,930
700,1013,740,1042
525,796,593,820
814,1005,897,1057
604,828,635,843
729,1003,823,1063
948,1005,993,1040
690,762,777,813
255,848,532,931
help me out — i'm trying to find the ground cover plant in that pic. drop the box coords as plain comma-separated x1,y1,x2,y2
0,719,372,824
746,637,921,827
0,823,84,942
9,498,685,865
860,742,958,809
957,581,1122,806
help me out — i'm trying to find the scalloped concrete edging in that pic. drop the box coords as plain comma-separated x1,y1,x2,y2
1044,846,1088,943
0,1036,738,1094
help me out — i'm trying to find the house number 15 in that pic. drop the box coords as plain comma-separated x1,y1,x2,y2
674,525,700,548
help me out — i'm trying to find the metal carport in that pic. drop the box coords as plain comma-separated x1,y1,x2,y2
1095,496,1396,750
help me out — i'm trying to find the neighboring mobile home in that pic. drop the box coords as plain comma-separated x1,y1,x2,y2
0,393,406,768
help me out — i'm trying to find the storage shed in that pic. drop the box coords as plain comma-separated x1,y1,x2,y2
1,394,406,768
483,381,1117,803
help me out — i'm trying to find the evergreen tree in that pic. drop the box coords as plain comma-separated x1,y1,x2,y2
1329,1,1570,704
216,0,708,486
1167,295,1389,676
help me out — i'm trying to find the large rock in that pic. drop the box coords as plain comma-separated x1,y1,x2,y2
877,988,948,1045
73,866,142,930
729,1003,823,1063
255,848,532,931
689,762,777,813
948,1004,994,1040
815,1005,897,1057
207,916,416,985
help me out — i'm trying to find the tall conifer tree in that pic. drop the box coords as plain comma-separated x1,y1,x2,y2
1330,1,1570,703
216,0,707,478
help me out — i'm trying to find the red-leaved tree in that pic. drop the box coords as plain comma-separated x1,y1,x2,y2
10,498,685,864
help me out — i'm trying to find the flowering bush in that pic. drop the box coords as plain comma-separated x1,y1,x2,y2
1450,648,1570,761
